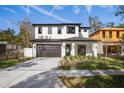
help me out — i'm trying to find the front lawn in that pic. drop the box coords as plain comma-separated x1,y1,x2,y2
59,75,124,88
0,57,32,69
0,59,19,68
59,56,124,70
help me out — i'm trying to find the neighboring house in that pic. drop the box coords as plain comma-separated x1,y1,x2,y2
32,23,99,57
0,41,22,55
0,41,7,55
90,28,124,55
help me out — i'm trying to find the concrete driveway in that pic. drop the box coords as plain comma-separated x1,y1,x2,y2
0,57,65,88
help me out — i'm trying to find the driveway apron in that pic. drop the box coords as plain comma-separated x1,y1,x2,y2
0,58,65,88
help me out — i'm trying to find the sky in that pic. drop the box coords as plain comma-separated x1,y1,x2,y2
0,5,123,33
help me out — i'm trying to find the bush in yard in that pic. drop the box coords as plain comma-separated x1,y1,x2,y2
59,55,124,70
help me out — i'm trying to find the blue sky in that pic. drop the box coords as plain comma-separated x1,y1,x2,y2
0,5,123,33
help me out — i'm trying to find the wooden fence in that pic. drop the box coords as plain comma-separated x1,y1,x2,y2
0,53,24,61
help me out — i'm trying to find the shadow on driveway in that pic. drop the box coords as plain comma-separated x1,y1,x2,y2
10,70,64,88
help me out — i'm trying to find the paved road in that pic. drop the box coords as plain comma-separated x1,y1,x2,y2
0,57,65,88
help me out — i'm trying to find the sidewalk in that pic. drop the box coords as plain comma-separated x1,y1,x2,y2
57,70,124,77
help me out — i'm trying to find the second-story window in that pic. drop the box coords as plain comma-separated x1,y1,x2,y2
117,31,119,38
67,26,75,34
84,29,87,32
38,27,42,34
102,31,105,38
48,27,52,34
109,31,112,38
58,27,62,34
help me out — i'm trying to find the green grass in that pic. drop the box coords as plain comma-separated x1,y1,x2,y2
0,59,19,68
0,57,32,69
59,75,124,88
59,56,124,70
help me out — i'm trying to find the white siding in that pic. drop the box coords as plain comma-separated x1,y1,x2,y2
34,25,83,39
32,43,36,57
24,48,32,57
80,29,89,38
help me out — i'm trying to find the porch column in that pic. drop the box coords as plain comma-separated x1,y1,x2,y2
71,43,76,56
92,42,98,57
121,44,124,56
61,43,66,57
32,43,36,57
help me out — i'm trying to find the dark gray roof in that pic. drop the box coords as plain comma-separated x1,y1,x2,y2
80,27,91,29
32,23,81,26
61,37,98,41
31,39,61,42
31,37,99,42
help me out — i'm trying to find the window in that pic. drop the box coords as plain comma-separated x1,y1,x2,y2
102,31,105,38
58,27,62,34
109,31,112,38
48,27,52,34
117,31,119,38
84,29,87,32
38,27,42,34
67,26,75,34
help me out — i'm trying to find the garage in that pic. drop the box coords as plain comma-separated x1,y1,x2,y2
36,44,61,57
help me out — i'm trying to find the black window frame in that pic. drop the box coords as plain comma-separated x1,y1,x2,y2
67,26,75,34
58,27,62,34
38,27,42,34
84,29,87,32
48,27,52,34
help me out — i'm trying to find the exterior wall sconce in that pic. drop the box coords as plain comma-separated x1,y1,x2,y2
72,45,75,49
34,45,36,49
63,45,65,49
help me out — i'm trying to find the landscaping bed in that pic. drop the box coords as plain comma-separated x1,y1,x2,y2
0,57,32,69
59,75,124,88
59,56,124,70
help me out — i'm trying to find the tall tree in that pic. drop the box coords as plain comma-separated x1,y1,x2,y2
89,16,104,32
0,28,16,43
106,22,115,27
115,6,124,20
19,19,33,48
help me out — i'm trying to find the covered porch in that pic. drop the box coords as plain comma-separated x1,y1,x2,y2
103,42,124,56
61,37,98,57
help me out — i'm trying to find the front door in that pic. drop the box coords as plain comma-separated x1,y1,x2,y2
78,45,86,55
66,44,71,56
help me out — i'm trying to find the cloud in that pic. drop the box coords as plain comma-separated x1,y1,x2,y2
2,8,16,14
30,5,72,23
48,5,64,16
100,5,113,10
20,5,31,16
85,5,92,14
74,5,80,14
53,5,64,10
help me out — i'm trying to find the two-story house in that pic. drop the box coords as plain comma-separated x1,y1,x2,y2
90,28,124,55
32,23,99,57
